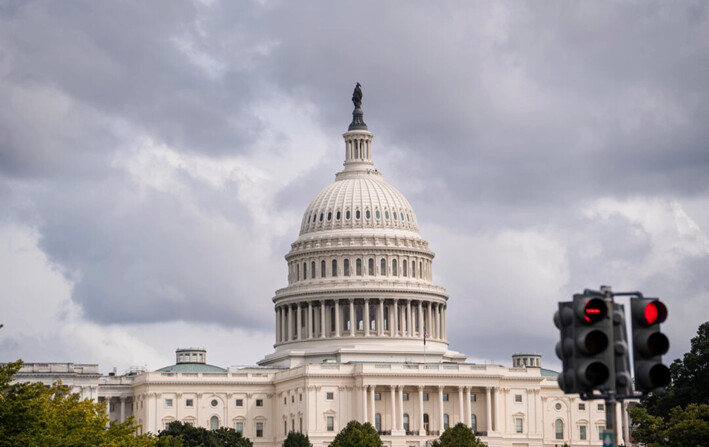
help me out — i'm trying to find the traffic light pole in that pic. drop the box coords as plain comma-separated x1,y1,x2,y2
600,285,617,447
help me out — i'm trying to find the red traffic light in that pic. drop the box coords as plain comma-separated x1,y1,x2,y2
643,300,667,326
583,298,607,323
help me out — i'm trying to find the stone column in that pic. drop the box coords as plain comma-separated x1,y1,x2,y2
378,300,384,336
364,299,370,336
392,300,399,337
335,300,340,337
369,386,376,425
320,301,326,338
418,301,424,337
120,396,126,423
390,385,397,431
398,386,404,432
287,306,292,342
438,386,445,432
465,387,471,428
418,386,425,434
406,300,412,337
362,386,368,423
296,304,302,340
442,305,447,340
349,299,355,336
458,386,464,424
486,387,492,432
307,302,313,339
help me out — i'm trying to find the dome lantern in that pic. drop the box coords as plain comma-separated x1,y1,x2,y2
340,83,376,177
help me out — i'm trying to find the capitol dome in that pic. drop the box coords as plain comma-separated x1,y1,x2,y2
259,88,464,367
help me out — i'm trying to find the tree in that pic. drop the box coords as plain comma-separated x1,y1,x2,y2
329,420,382,447
629,403,709,447
158,421,252,447
643,321,709,417
283,431,313,447
431,423,487,447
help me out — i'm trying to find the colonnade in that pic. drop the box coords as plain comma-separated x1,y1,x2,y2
275,298,446,344
360,385,496,435
101,395,131,423
345,135,372,162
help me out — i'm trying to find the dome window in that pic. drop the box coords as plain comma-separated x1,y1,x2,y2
307,215,311,223
375,210,381,219
393,212,397,220
312,214,316,224
336,211,341,220
319,213,324,222
365,210,371,219
355,210,361,219
385,210,389,219
346,210,351,220
400,212,404,221
327,212,332,221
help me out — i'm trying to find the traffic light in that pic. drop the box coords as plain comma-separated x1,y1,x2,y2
612,303,632,396
554,301,576,393
571,294,614,392
630,297,670,392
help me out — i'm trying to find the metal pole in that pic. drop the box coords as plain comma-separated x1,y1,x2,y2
604,394,617,447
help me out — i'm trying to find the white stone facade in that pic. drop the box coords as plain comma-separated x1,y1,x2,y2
12,98,635,446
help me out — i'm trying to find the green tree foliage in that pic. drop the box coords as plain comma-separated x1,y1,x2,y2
629,403,709,447
158,421,253,447
0,359,156,447
283,431,313,447
643,321,709,416
329,420,382,447
431,423,487,447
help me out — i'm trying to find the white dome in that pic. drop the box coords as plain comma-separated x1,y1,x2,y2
300,173,419,235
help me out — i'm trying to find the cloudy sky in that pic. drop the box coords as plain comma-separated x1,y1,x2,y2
1,0,708,374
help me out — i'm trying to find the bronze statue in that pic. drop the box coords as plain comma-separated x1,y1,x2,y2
352,82,362,108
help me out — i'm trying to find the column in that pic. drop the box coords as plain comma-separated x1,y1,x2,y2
369,386,376,425
406,300,412,337
486,387,492,432
308,302,313,338
438,386,445,432
393,300,399,337
287,306,292,341
349,299,355,336
458,387,464,424
362,386,368,423
320,301,326,338
120,396,126,423
364,299,370,336
427,303,433,339
418,301,424,338
390,385,397,431
442,305,447,340
398,386,404,432
296,304,302,340
276,307,281,343
418,386,425,434
435,304,441,338
335,300,340,337
465,387,471,429
378,300,384,336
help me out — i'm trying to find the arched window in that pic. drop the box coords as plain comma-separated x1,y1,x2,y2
303,262,307,279
380,258,386,275
332,259,338,277
423,413,429,432
403,413,410,432
344,306,350,330
555,419,564,440
403,260,407,277
375,413,381,432
419,261,422,278
392,259,398,276
296,264,300,281
344,259,350,276
368,258,374,275
321,260,326,278
383,306,389,330
357,306,363,330
470,414,477,432
210,416,219,430
356,259,362,276
311,261,315,279
443,414,449,430
412,261,416,278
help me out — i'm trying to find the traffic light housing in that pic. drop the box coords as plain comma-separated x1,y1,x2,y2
571,294,614,392
630,297,670,392
554,301,576,393
612,303,632,396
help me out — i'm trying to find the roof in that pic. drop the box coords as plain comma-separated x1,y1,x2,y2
155,363,227,373
541,368,559,378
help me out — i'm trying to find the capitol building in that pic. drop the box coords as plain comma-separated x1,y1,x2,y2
15,89,634,447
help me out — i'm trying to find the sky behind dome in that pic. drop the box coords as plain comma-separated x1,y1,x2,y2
1,0,708,373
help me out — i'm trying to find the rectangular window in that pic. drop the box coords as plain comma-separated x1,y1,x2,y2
514,394,522,402
186,399,194,407
578,403,585,411
256,422,263,438
402,393,409,401
284,397,287,405
300,417,303,433
443,393,449,401
579,425,587,440
236,422,243,434
300,394,303,402
598,404,604,411
423,393,429,401
291,395,295,403
470,394,476,402
515,418,523,433
374,392,381,401
235,399,243,407
256,399,263,407
599,427,605,440
327,416,334,432
165,399,173,408
109,402,115,412
326,392,334,400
